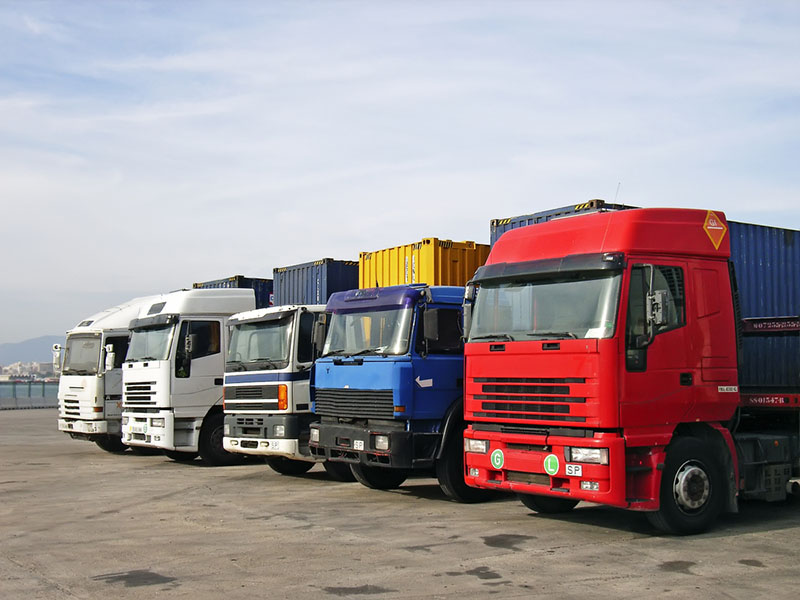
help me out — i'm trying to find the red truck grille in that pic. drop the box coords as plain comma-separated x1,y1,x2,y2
471,376,587,423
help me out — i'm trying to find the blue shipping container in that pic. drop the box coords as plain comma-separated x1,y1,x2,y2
489,200,635,247
193,276,274,309
273,259,359,306
730,221,800,392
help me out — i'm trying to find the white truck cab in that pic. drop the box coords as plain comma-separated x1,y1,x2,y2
120,288,255,465
55,296,159,453
222,304,353,480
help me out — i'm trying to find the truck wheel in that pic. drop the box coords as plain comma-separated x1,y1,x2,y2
518,493,579,513
199,412,243,467
435,430,495,503
323,461,357,482
266,456,314,475
350,464,408,489
165,450,198,462
94,435,127,454
646,437,724,535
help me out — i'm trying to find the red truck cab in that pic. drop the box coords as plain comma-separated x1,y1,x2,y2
464,208,750,534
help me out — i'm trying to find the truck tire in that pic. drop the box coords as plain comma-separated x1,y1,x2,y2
323,461,357,482
266,456,314,476
518,493,579,514
350,464,408,490
198,412,243,467
646,437,724,535
165,450,198,462
435,429,495,503
94,435,127,454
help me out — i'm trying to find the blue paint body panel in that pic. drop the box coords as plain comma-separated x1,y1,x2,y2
730,221,800,391
273,258,359,306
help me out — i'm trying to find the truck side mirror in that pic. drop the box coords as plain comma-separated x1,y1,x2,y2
312,317,327,358
647,290,668,328
52,344,62,373
186,333,197,357
424,308,440,342
104,344,116,372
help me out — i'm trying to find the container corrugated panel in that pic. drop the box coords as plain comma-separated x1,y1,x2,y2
192,276,274,309
273,258,359,305
490,200,636,247
730,221,800,391
359,239,490,288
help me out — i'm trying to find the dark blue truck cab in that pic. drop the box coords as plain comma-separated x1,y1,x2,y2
309,284,491,502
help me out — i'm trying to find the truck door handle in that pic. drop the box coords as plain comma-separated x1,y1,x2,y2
680,373,693,386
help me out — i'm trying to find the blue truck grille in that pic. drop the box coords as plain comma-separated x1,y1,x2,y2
314,389,394,419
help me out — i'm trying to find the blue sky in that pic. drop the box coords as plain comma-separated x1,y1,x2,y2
1,1,799,344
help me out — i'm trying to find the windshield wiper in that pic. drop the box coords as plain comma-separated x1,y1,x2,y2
347,347,386,357
226,360,246,372
524,331,578,340
252,357,282,369
322,349,347,357
470,333,515,342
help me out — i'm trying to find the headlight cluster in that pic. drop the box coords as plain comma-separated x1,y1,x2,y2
274,425,285,438
310,428,319,443
464,439,489,454
121,416,129,425
374,435,389,451
565,447,609,465
151,418,165,428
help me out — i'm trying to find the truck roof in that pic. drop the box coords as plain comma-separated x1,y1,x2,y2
67,295,161,335
488,207,733,266
326,285,463,312
229,304,326,325
132,288,256,322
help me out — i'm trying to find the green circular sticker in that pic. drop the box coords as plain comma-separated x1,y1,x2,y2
490,449,504,469
543,454,559,476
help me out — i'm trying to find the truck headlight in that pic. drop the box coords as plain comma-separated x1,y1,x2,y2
565,447,609,465
122,416,129,425
374,435,389,451
274,425,285,438
310,428,319,443
151,418,165,428
464,439,489,454
224,423,230,435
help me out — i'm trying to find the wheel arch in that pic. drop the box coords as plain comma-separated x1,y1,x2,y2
434,397,464,461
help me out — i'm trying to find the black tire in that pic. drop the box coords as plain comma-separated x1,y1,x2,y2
198,411,243,466
323,460,357,482
646,437,725,535
518,493,579,514
94,435,127,454
350,464,409,490
165,450,198,462
266,456,315,476
435,429,495,503
128,445,162,456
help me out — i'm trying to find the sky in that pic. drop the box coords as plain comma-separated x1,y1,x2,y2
1,0,799,344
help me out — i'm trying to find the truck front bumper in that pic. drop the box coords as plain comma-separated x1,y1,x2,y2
121,410,184,451
58,418,117,436
308,422,439,470
223,413,316,460
463,427,630,508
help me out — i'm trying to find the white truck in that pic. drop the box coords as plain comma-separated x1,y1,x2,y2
120,288,257,465
54,296,158,453
222,304,353,480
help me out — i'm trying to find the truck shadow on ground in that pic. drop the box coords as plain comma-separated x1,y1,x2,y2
523,495,800,538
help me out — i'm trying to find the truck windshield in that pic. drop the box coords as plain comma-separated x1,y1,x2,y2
323,307,413,356
469,273,622,341
126,325,175,362
226,316,292,371
62,334,101,375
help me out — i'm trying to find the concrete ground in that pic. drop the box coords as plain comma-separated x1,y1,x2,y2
1,409,799,600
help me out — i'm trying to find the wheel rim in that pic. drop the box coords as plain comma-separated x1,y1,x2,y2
672,460,710,513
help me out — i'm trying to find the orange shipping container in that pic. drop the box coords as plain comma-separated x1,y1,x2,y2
359,238,490,288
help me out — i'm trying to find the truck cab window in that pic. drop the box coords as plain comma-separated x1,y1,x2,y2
176,321,221,378
297,312,315,364
416,308,464,355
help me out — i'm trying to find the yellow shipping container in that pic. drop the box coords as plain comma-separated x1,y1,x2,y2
359,238,490,288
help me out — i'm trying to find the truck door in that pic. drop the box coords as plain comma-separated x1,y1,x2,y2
620,263,692,427
413,307,464,420
173,320,224,412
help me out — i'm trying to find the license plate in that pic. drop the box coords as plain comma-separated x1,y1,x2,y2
565,464,583,477
353,440,365,451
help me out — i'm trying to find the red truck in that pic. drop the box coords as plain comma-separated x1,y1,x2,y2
463,206,800,534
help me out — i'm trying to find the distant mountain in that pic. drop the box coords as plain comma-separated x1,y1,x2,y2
0,335,64,365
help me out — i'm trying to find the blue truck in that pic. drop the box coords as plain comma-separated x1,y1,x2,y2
308,284,493,502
